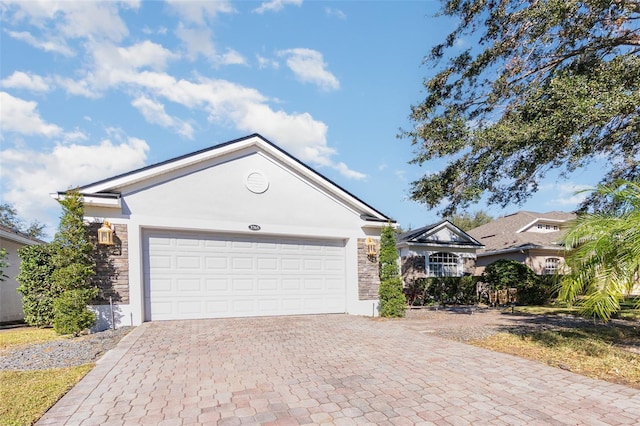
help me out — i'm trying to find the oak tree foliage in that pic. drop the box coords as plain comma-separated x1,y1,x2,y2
404,0,640,215
0,202,46,239
445,209,493,230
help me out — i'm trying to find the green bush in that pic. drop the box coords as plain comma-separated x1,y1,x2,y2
53,289,98,335
481,259,558,305
17,244,60,327
379,277,406,317
408,276,479,306
378,225,406,317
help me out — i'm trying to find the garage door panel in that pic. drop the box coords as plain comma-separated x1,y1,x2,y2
205,279,228,291
205,257,227,269
144,232,346,321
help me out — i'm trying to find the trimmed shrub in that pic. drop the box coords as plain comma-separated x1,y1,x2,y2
17,244,59,327
408,276,479,306
378,225,406,317
481,259,558,305
53,288,98,335
379,277,407,317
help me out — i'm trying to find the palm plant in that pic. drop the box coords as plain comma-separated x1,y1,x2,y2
559,180,640,321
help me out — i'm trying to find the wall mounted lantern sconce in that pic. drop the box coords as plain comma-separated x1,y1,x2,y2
365,237,377,261
98,221,114,246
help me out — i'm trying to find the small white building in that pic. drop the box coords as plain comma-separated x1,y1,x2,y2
55,134,393,328
0,225,44,323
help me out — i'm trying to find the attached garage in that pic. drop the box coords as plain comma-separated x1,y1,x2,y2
63,134,392,328
144,231,346,320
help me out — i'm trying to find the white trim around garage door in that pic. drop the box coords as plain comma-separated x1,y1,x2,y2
143,230,347,321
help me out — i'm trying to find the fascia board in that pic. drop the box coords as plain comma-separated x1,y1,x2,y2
405,242,485,250
478,244,562,257
411,221,481,246
79,137,261,194
51,193,122,209
516,217,568,233
0,228,43,246
257,143,390,221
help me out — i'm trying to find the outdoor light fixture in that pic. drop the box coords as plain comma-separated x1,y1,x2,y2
98,221,114,246
365,237,377,258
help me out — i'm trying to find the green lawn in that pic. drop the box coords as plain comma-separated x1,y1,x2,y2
0,327,89,426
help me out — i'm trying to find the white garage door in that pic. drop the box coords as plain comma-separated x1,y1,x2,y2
143,231,347,321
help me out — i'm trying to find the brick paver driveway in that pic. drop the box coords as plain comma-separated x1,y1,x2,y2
38,315,640,425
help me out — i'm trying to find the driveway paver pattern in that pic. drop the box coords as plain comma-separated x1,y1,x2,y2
37,314,640,425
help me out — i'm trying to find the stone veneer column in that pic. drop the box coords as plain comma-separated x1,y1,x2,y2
90,223,129,304
357,238,380,300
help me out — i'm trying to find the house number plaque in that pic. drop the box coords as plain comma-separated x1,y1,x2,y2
248,224,261,231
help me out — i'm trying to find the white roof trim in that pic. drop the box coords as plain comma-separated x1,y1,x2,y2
516,217,570,233
51,193,121,209
0,228,43,246
72,134,390,222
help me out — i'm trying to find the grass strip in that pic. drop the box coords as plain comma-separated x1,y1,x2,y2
0,328,61,351
0,364,93,426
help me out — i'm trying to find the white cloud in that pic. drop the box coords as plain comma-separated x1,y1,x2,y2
325,7,346,20
1,71,50,92
0,92,62,137
89,41,178,90
116,40,177,71
142,26,168,35
175,25,246,66
218,49,246,66
253,0,303,14
0,136,149,234
2,1,132,42
131,95,194,139
176,24,215,59
165,0,236,25
256,55,280,69
278,48,340,91
5,30,74,56
546,183,592,206
334,162,366,180
55,76,99,98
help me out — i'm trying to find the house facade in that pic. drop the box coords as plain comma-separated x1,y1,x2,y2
0,225,44,323
466,211,576,275
55,134,392,328
397,220,483,284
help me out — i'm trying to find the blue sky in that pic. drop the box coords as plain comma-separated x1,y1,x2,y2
0,0,601,239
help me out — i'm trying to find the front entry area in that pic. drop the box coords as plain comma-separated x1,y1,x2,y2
143,231,347,321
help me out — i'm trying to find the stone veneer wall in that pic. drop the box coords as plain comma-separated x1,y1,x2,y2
89,223,129,304
357,238,380,300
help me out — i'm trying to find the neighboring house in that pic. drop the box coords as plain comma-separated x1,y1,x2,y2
397,220,484,284
0,224,45,323
466,211,576,275
54,134,393,328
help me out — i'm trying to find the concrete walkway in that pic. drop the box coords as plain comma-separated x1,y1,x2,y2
37,315,640,425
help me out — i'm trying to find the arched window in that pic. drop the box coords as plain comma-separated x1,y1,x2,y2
544,258,560,275
428,252,459,277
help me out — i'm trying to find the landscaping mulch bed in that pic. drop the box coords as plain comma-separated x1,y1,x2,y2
0,327,133,371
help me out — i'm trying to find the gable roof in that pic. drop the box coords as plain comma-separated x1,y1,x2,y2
55,134,394,223
0,224,45,246
467,211,576,255
397,220,483,247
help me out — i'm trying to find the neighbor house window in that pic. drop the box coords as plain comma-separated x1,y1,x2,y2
544,258,560,275
428,252,459,277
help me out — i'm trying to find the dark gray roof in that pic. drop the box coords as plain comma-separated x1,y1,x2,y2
398,220,483,247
